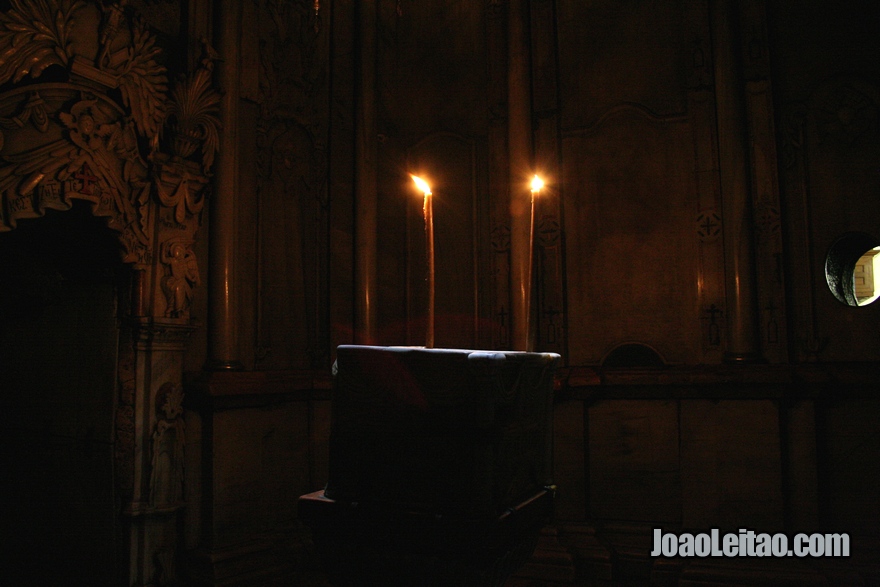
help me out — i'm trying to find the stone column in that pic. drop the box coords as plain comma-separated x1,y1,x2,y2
207,0,244,370
508,0,533,352
354,0,378,344
711,0,761,362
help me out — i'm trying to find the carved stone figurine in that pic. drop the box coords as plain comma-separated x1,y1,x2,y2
162,241,200,318
149,382,185,509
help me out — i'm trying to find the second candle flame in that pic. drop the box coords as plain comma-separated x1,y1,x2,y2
411,175,432,196
531,174,544,194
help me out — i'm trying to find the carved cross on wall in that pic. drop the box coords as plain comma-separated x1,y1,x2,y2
497,305,509,348
498,305,508,327
697,210,722,240
703,304,723,346
543,306,561,344
701,216,718,234
74,163,98,195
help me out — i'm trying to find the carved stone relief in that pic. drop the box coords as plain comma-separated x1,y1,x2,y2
150,382,186,508
252,0,330,369
696,210,722,241
0,1,219,322
778,102,826,362
131,0,184,39
815,84,878,146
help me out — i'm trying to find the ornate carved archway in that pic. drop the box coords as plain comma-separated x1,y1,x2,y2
0,1,219,584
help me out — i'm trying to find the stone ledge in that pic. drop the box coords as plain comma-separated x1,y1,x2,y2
184,370,333,409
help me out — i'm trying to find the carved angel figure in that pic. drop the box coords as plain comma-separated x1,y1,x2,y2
162,241,200,318
59,100,115,153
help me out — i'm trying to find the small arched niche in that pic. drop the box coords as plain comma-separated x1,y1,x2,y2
601,342,667,369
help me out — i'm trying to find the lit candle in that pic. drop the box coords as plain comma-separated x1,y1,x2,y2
529,175,544,349
411,175,434,348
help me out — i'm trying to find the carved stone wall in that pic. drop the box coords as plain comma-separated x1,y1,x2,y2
559,0,710,366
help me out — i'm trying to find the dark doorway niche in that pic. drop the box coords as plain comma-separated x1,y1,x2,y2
0,202,126,585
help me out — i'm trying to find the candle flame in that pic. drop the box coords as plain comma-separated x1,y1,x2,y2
530,174,544,194
411,175,432,195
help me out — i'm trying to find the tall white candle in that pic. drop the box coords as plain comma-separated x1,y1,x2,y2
529,175,544,350
412,175,434,348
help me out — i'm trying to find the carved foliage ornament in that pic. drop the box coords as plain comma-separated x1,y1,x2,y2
0,0,220,319
165,54,221,171
0,0,83,84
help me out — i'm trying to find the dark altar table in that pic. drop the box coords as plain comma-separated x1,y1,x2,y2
299,345,561,586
